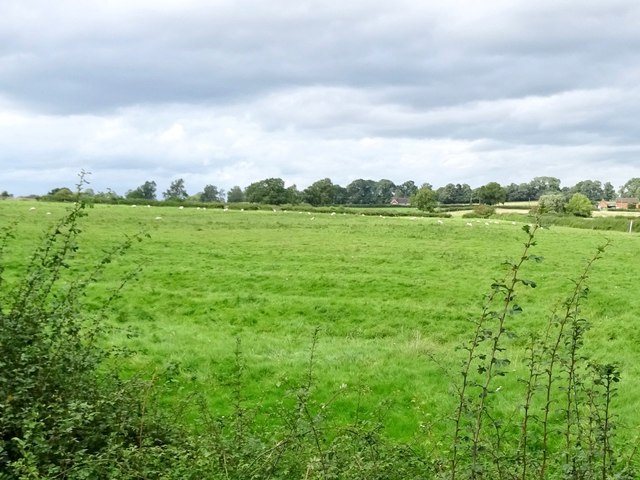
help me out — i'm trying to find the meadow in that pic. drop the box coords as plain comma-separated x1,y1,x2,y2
2,199,640,455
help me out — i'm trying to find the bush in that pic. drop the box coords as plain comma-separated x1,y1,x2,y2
0,194,180,478
538,193,566,214
462,204,495,218
566,192,593,217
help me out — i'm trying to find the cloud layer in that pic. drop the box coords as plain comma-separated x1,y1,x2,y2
2,0,640,195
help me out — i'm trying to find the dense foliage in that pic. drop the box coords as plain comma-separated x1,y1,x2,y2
23,175,639,208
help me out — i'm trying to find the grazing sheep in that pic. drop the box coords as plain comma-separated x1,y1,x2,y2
131,205,137,207
331,212,336,216
466,222,473,227
29,207,36,211
46,212,51,215
155,216,162,220
437,219,443,224
178,206,184,209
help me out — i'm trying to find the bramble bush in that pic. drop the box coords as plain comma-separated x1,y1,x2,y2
0,186,183,478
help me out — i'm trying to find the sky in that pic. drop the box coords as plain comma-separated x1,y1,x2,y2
2,0,640,197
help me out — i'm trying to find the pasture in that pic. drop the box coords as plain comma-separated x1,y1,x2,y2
2,200,640,443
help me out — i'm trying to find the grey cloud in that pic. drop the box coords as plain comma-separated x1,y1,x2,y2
3,1,640,195
5,1,638,114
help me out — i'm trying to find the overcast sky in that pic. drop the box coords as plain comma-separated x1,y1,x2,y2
2,0,640,197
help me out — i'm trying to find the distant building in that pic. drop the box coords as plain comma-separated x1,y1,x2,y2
390,197,410,206
597,198,639,210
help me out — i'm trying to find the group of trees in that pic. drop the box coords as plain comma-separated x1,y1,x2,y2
32,176,640,210
123,178,225,203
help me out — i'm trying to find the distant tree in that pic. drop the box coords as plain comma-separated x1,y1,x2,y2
303,178,336,206
396,180,418,198
504,183,519,202
0,191,13,199
200,184,224,202
286,185,301,204
619,178,640,198
127,181,157,200
437,183,473,204
458,184,474,204
346,179,377,204
528,176,561,199
48,187,75,202
411,185,438,212
538,194,566,214
332,185,348,204
505,182,535,202
565,193,593,217
477,182,506,205
436,184,457,204
163,178,188,201
245,178,289,204
94,189,121,202
570,180,603,202
603,182,616,200
374,179,396,204
226,186,245,203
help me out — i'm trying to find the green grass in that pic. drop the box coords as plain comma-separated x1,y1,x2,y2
2,199,640,443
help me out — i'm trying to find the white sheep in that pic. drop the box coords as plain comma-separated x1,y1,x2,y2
466,222,473,227
437,220,443,224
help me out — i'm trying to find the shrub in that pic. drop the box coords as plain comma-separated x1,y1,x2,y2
462,204,495,218
538,193,566,214
0,188,179,478
566,192,594,217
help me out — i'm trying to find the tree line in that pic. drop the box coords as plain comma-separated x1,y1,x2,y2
21,176,640,208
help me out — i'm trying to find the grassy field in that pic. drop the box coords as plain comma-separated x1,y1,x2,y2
2,199,640,444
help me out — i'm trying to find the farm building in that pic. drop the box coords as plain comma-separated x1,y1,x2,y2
390,197,410,206
597,198,639,210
